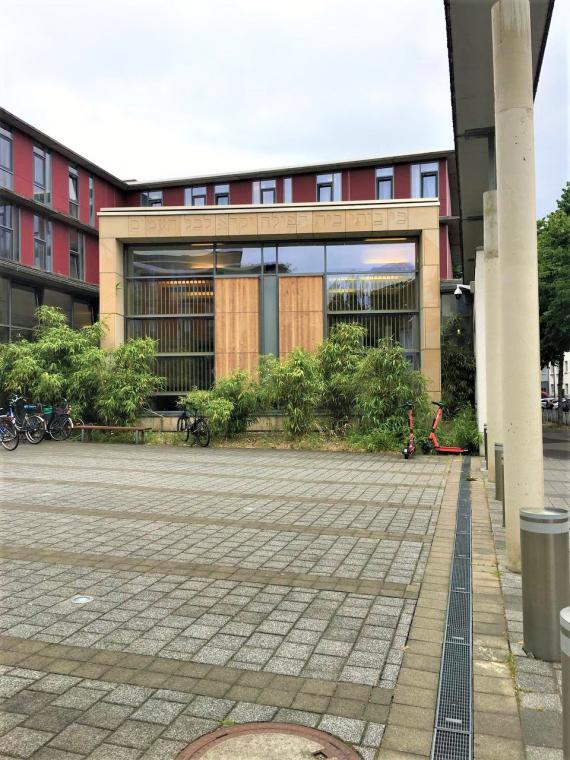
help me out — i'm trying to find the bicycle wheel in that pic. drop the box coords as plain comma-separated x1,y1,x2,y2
69,418,85,440
0,421,19,451
25,415,46,445
177,413,189,441
49,415,73,441
193,419,210,448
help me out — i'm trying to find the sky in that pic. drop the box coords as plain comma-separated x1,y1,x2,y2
1,0,567,217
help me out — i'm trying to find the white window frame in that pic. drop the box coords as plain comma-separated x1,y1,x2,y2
411,162,439,198
0,124,13,190
283,177,292,203
252,179,276,204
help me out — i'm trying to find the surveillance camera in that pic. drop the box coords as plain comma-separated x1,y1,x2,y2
454,285,463,299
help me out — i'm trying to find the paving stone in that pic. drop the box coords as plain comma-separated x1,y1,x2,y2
184,696,234,720
139,739,187,760
0,726,52,757
107,719,165,749
52,687,103,710
227,701,278,722
0,711,26,735
520,709,563,749
23,706,82,734
104,685,154,707
48,723,110,754
130,698,186,725
318,714,365,743
77,701,134,729
162,715,218,742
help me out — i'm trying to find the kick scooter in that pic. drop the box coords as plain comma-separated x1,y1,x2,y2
422,401,469,455
402,402,416,459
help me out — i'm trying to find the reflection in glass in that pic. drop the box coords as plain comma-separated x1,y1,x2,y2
216,245,262,274
127,278,214,316
73,301,94,329
277,244,325,274
11,287,37,328
262,246,277,274
328,313,419,352
127,247,214,277
43,290,72,323
327,274,417,312
128,317,214,354
326,242,416,273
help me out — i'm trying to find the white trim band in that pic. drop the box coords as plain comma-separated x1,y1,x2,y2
520,520,569,535
561,630,570,658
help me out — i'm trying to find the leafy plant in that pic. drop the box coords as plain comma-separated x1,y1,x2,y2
318,322,366,432
440,315,475,415
96,338,164,425
434,405,480,452
262,348,323,437
181,389,233,439
212,370,261,436
354,338,429,434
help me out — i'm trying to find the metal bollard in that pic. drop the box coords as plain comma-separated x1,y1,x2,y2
484,424,488,468
520,508,570,661
494,443,504,502
561,608,570,760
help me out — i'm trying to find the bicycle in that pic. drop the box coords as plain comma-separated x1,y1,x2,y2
0,410,19,451
43,400,74,441
9,396,46,445
402,401,416,460
177,407,210,447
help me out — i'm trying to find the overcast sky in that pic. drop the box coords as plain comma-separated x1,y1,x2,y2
1,0,567,216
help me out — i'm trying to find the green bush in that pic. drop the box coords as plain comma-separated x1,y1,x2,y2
441,315,475,415
262,348,323,437
212,370,261,436
181,390,234,439
318,322,366,432
354,338,429,434
436,405,480,452
0,306,163,425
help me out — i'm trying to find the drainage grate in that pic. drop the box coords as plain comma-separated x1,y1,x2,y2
431,458,473,760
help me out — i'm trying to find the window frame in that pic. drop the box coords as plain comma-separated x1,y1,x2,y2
185,186,208,206
0,124,13,190
141,190,163,207
316,172,341,202
68,165,79,218
33,145,51,205
252,179,277,205
33,215,52,272
69,229,85,280
214,184,229,205
0,204,19,262
88,175,95,225
375,167,394,200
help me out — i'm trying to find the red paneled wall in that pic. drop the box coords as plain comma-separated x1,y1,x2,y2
438,159,451,216
79,172,89,224
292,174,316,202
19,209,34,267
52,221,68,276
394,164,411,199
50,153,69,215
346,168,375,201
439,226,452,279
230,181,251,204
163,187,184,206
85,236,99,284
12,132,33,196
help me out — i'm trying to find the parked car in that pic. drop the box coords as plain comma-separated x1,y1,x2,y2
541,397,557,409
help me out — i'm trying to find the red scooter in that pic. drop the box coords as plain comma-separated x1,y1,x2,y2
402,402,416,459
422,401,469,455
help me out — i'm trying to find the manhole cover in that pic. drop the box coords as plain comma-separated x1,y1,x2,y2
176,722,361,760
71,595,94,605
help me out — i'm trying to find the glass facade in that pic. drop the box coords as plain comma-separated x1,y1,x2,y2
0,277,96,343
33,145,51,204
125,239,419,399
33,216,52,271
0,205,19,261
0,125,13,189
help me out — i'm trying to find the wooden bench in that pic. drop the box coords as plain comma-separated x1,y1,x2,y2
74,425,151,445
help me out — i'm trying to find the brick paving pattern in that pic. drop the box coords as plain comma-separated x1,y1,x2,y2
0,442,450,759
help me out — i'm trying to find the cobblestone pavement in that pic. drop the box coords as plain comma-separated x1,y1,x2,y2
487,428,569,760
0,443,451,759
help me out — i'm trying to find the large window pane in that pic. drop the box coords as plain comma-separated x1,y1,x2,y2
0,277,9,324
127,317,214,353
127,278,214,316
73,301,94,329
127,247,214,276
43,290,72,323
11,286,37,328
277,244,325,274
327,274,418,312
216,245,262,274
155,356,214,392
326,242,416,273
0,126,13,189
328,313,419,352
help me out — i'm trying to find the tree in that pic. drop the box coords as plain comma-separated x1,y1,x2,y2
538,182,570,421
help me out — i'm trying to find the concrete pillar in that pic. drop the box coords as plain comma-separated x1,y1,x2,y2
492,0,544,572
474,247,487,452
483,192,502,481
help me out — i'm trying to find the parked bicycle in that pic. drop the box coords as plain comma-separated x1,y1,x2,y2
8,396,46,444
177,407,210,447
42,400,74,441
0,409,19,451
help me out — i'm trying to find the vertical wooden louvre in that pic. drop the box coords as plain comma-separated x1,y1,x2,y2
215,278,259,378
279,276,324,357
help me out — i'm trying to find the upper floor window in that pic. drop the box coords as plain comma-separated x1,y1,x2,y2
376,167,394,200
283,177,292,203
141,190,163,207
33,215,52,271
214,184,229,205
316,173,341,202
88,176,95,225
33,145,51,205
412,162,439,198
68,166,79,218
252,179,276,204
0,125,13,190
0,205,19,261
185,186,207,206
69,229,85,280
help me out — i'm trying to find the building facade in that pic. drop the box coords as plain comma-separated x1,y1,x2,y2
1,108,461,406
